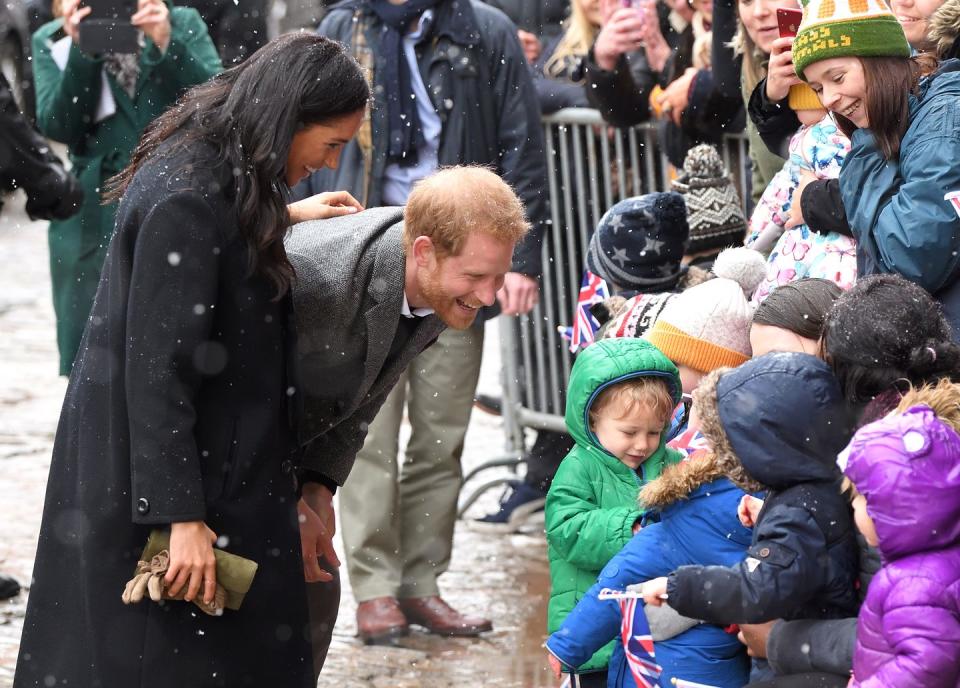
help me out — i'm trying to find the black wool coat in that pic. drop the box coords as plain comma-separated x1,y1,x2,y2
14,140,314,688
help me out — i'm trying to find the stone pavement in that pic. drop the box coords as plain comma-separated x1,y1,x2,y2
0,198,556,687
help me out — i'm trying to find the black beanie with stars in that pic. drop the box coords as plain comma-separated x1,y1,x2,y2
586,192,689,292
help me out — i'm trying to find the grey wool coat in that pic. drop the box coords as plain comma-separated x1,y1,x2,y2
14,139,315,688
285,207,447,488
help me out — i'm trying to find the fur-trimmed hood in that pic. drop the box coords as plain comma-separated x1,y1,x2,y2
639,451,729,509
930,0,960,59
693,352,854,492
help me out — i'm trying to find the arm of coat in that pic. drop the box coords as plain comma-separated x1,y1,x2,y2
144,7,222,90
747,78,801,159
584,48,657,128
682,68,746,139
666,505,826,624
533,72,592,114
854,575,960,688
490,19,549,278
545,463,641,570
767,617,856,675
547,524,700,667
298,381,396,487
710,0,742,100
0,72,83,220
801,178,853,237
125,190,223,524
841,128,960,293
31,27,102,146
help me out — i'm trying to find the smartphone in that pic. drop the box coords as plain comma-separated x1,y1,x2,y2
78,0,138,55
777,8,803,38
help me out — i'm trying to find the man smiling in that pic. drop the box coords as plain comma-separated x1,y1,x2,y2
285,166,529,669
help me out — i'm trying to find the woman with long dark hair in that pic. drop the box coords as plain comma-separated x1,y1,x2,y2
14,33,369,687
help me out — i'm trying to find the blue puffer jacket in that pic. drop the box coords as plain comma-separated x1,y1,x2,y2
840,60,960,331
546,455,753,688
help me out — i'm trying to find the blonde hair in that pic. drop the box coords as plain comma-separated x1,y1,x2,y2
894,378,960,435
731,24,768,96
403,166,530,258
589,377,675,428
545,0,600,79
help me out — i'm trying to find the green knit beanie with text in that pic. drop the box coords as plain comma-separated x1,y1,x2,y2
792,0,911,79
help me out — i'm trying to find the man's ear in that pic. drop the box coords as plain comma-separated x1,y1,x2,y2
411,235,437,268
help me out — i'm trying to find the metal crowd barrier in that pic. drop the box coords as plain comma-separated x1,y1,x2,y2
458,108,750,517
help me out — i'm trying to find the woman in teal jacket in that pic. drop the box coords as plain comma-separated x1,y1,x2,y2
32,0,221,374
792,0,960,332
546,338,683,682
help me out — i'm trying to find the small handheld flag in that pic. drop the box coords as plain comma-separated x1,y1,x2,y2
569,270,609,353
616,594,662,688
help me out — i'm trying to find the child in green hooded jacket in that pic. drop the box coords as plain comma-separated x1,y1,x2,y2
545,337,683,684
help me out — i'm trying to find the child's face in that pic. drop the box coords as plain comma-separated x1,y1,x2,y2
593,399,665,470
852,494,879,547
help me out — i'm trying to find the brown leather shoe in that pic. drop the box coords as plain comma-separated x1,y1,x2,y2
398,595,493,636
356,596,409,645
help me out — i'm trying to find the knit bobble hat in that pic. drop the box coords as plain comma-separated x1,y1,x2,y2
646,247,766,372
671,144,747,255
587,192,690,291
792,0,911,79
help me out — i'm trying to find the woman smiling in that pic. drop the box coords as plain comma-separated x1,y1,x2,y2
793,0,960,333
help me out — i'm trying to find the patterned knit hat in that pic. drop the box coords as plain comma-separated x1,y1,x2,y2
587,192,690,291
646,247,766,372
671,144,747,255
792,0,911,79
599,292,678,340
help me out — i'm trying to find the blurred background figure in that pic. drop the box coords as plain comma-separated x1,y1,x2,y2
179,0,269,64
31,0,221,375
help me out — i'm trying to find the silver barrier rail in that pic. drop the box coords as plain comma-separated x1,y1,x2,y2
458,108,750,517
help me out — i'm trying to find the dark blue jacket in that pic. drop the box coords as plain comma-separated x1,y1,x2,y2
546,460,753,688
841,61,960,332
667,353,860,626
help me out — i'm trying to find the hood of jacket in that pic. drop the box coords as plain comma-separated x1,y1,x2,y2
695,352,853,492
930,0,960,59
844,405,960,561
565,338,681,478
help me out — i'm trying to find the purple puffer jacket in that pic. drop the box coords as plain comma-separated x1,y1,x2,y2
843,406,960,688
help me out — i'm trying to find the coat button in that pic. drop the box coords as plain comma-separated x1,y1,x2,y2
137,497,150,515
758,547,770,557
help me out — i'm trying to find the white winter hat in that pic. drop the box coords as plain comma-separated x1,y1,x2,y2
645,247,766,372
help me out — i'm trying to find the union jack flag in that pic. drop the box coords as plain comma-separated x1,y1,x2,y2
618,596,662,688
946,191,960,220
569,270,609,353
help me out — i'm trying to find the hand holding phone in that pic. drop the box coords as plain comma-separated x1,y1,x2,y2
77,0,139,54
766,9,804,101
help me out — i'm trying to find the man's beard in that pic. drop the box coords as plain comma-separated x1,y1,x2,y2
420,269,481,330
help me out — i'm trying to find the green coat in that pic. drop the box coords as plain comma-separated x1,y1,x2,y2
32,7,221,374
545,338,683,674
741,67,787,206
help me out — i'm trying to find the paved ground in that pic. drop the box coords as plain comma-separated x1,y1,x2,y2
0,197,556,687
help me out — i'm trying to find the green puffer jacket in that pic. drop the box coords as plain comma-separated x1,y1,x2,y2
545,338,683,674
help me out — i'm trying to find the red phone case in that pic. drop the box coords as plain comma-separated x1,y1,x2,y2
777,8,803,38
